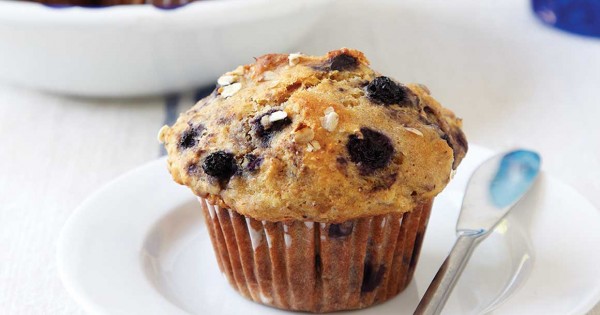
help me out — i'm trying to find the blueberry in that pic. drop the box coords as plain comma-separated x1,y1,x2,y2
441,133,451,148
253,109,292,143
347,128,395,174
202,151,237,180
244,154,263,172
178,124,205,149
366,76,407,105
328,222,354,238
187,163,199,175
330,54,357,71
361,263,386,293
442,131,468,169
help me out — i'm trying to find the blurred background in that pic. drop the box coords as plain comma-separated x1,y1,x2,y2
0,0,599,313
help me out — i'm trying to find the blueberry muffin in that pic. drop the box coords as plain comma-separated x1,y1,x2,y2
159,48,467,312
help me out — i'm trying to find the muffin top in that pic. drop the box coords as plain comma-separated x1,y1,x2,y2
160,48,467,222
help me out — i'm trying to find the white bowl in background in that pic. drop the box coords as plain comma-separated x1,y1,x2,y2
0,0,330,97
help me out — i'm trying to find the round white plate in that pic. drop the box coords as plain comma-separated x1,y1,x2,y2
57,144,600,315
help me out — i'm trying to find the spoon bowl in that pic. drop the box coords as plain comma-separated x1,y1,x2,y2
457,150,542,235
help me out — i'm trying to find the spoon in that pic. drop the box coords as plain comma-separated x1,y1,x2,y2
414,149,541,315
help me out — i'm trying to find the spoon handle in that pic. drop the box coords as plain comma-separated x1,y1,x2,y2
414,233,481,315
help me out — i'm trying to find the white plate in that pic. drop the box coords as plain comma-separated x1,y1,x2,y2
57,144,600,315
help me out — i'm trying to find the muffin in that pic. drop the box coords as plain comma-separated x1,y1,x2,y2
159,48,467,312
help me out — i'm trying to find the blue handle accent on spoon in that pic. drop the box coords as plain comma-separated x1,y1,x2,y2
490,150,541,208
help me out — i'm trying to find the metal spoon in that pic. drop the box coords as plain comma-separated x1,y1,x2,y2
414,149,541,315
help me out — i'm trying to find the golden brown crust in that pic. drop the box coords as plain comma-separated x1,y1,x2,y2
161,48,467,222
251,53,288,79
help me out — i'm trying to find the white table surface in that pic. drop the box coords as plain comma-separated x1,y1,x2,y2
1,0,599,314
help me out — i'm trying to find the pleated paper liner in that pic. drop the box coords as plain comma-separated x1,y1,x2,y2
200,197,433,313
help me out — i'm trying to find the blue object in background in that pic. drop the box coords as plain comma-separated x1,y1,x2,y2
533,0,600,38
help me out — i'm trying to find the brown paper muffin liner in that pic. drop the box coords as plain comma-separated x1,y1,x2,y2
199,197,433,313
